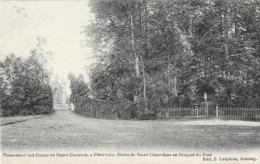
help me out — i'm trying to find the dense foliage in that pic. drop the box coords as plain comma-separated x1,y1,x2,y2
0,38,54,117
84,0,260,110
67,73,157,119
74,96,135,119
68,73,90,106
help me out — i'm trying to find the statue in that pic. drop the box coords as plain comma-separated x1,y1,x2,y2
204,92,207,102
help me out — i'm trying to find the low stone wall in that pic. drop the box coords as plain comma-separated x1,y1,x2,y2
74,97,135,119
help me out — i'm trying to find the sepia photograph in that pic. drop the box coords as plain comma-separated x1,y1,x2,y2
0,0,260,164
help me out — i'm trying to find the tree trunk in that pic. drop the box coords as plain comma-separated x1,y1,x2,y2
205,56,207,79
223,9,229,59
41,53,44,85
219,10,222,34
234,6,237,37
130,3,140,78
140,56,147,110
130,2,141,104
189,15,193,37
223,8,230,78
170,9,178,97
174,76,177,97
167,53,170,87
143,1,148,110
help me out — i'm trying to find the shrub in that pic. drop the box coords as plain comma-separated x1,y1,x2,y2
1,84,53,117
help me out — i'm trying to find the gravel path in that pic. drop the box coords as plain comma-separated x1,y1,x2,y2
1,106,260,152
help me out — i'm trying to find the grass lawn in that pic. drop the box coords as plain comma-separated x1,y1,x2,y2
1,109,260,152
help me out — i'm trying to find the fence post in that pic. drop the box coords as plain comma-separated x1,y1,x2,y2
157,108,158,119
168,107,170,118
158,105,161,118
196,106,199,118
216,105,219,119
206,102,209,118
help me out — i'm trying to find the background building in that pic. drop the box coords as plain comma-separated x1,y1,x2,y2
51,76,67,104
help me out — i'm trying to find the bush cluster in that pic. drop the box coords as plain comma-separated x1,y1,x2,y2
1,85,53,116
1,54,54,117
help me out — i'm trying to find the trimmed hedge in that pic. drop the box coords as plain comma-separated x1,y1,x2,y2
74,97,135,119
74,96,161,120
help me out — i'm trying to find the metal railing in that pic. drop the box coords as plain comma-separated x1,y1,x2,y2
157,106,208,118
218,107,260,120
157,106,260,120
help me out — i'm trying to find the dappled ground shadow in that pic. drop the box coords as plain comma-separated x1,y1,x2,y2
1,109,260,152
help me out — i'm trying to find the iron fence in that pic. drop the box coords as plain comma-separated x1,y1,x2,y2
218,107,260,120
157,106,260,120
157,106,208,118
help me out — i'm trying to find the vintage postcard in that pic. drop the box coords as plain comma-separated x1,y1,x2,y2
0,0,260,164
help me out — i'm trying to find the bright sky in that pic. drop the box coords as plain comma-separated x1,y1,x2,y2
0,1,95,89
